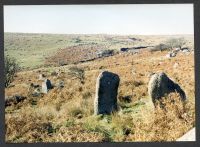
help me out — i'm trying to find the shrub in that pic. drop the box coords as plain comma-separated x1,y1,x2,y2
57,59,66,66
69,107,83,118
165,38,177,50
132,81,144,87
5,56,20,88
97,49,114,58
152,43,169,52
176,37,186,50
65,119,75,127
68,66,85,84
82,91,92,100
165,37,186,50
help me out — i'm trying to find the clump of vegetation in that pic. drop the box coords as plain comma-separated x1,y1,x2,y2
165,37,186,50
151,37,187,52
151,43,168,52
125,93,194,142
5,56,20,87
82,91,92,100
97,49,114,58
83,116,114,142
176,37,187,50
65,119,75,127
57,59,66,66
68,66,85,84
68,106,84,118
132,80,144,87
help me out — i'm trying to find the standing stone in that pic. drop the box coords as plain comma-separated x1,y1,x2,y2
148,72,186,105
42,79,52,94
94,71,120,115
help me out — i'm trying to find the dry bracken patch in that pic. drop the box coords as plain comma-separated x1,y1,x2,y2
5,50,195,142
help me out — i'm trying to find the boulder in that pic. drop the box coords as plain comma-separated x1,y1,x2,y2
5,95,26,107
166,52,176,58
148,72,186,105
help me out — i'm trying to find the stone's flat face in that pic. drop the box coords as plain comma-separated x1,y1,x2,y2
46,79,52,89
42,82,48,94
148,72,186,104
42,79,52,94
94,71,120,115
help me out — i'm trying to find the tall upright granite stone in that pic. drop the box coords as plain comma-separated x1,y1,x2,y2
148,72,186,105
94,71,120,115
42,79,52,94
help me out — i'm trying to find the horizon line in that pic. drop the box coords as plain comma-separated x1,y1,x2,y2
4,32,194,36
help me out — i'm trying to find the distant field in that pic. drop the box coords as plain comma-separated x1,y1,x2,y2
4,33,194,69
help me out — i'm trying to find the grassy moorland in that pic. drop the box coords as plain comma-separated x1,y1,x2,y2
4,33,194,69
5,33,194,142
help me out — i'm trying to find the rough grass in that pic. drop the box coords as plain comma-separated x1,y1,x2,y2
5,41,195,142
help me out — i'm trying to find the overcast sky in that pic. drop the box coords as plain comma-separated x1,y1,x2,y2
4,4,194,35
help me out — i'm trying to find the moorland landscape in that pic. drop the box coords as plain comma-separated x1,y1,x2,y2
5,33,195,142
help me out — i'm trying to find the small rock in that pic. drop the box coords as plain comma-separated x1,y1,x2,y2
166,52,176,58
30,83,40,88
77,114,83,119
5,95,26,107
42,79,53,94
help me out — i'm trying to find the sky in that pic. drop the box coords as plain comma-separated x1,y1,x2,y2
4,4,194,35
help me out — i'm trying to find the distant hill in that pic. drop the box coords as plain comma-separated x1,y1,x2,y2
4,33,194,69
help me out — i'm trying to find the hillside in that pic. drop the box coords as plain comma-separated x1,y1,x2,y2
5,47,195,142
4,33,194,69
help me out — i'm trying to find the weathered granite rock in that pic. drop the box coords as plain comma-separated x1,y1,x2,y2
42,79,52,94
94,71,120,115
148,72,186,104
